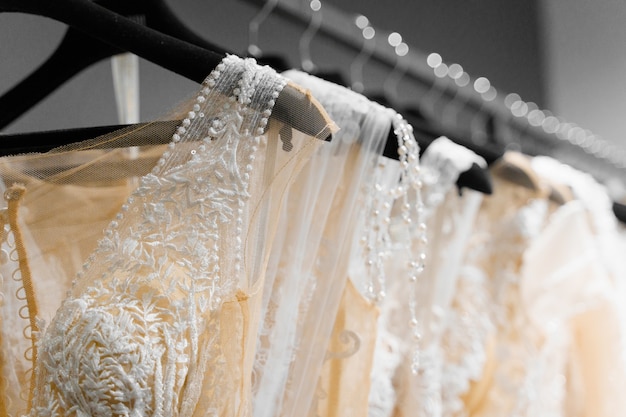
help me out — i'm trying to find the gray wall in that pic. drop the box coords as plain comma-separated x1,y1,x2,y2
541,0,626,148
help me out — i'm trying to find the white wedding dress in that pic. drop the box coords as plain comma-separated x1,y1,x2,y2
373,137,485,417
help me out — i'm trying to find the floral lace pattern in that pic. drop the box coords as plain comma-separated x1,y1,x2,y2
28,55,290,417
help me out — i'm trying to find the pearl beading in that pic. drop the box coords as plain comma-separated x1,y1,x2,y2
391,114,428,375
72,55,286,308
360,111,427,375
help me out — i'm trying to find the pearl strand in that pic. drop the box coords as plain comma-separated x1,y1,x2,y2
390,113,427,375
361,110,427,362
361,162,393,303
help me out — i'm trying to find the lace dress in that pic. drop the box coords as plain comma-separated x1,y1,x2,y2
0,166,134,417
0,55,335,417
459,157,626,417
375,137,485,417
531,156,626,417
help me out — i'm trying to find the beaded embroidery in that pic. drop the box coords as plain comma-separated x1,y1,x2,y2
27,55,288,417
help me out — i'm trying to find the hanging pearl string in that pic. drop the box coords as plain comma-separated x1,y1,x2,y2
361,158,394,304
390,113,428,374
360,111,427,374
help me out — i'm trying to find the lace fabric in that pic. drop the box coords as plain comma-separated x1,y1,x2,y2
530,156,626,417
450,158,626,417
0,55,335,417
452,171,550,417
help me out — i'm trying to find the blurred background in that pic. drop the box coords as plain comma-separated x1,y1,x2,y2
0,0,624,152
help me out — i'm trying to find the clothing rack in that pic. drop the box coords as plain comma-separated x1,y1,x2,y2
245,0,626,186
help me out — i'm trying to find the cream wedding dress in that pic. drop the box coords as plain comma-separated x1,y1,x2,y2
0,55,335,417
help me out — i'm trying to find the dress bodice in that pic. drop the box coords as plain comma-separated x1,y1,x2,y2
0,55,334,417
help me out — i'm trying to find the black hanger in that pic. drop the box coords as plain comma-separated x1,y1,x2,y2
0,0,229,130
0,0,331,142
0,0,223,84
404,107,497,195
613,202,626,225
368,93,495,195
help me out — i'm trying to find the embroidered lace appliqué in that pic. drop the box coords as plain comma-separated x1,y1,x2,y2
28,55,287,417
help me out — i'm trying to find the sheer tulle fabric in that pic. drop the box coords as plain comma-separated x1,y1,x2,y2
0,55,335,417
252,69,391,417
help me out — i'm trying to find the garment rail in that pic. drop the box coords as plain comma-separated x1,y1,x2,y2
243,0,626,185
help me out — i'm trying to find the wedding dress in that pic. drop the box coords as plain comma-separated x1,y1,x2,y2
530,156,626,417
252,69,423,417
375,137,485,417
455,162,551,417
0,55,335,417
457,156,626,417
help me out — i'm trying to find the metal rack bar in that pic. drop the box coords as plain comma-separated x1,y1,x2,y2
245,0,626,181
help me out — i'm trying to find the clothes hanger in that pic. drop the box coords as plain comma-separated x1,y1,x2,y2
613,201,626,225
298,0,349,86
0,0,331,146
0,0,228,130
408,62,501,195
366,36,494,195
349,15,376,94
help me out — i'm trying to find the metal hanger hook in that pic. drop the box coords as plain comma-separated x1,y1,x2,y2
440,62,470,131
383,32,409,101
349,15,375,93
248,0,279,58
299,0,322,72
